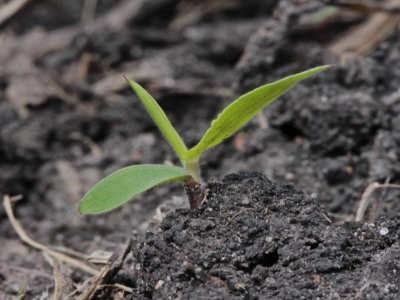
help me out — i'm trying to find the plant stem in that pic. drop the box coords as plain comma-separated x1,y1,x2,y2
185,159,202,184
184,177,205,209
183,159,204,208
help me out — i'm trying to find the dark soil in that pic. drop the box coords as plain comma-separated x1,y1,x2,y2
0,0,399,299
128,172,400,299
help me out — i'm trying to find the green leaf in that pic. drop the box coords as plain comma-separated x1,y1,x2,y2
79,164,189,214
127,79,188,164
187,65,330,160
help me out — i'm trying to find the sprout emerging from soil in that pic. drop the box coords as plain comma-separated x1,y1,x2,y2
79,65,329,214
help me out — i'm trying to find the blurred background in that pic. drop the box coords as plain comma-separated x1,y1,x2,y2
1,0,400,297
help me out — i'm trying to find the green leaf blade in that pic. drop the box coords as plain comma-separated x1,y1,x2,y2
79,164,188,214
127,80,188,163
187,65,330,160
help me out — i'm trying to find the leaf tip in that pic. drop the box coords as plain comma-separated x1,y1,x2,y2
321,64,332,69
78,193,100,215
123,76,140,91
78,198,90,215
315,64,332,72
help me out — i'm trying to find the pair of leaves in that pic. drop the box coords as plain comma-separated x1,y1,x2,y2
127,65,329,161
80,65,329,214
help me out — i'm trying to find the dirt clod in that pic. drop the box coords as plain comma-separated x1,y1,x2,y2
128,173,399,299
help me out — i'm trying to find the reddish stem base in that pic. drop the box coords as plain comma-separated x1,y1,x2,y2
184,178,205,209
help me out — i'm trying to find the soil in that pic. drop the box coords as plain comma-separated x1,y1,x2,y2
129,172,400,299
0,0,399,299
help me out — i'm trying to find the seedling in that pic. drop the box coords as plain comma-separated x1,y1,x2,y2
79,65,329,214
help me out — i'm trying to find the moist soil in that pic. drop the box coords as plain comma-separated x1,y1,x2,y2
129,173,400,299
0,0,399,299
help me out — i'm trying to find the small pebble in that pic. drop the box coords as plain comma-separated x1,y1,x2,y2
234,282,246,290
241,196,250,205
265,236,273,243
379,227,389,236
285,172,295,181
154,280,164,290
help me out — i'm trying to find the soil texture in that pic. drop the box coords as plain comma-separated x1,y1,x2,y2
128,172,400,299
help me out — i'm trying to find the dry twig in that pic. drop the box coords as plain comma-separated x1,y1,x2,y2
355,182,400,222
78,239,133,300
169,0,237,31
3,195,99,275
0,0,33,27
4,195,134,298
43,253,73,300
328,0,400,57
327,0,400,14
81,0,98,24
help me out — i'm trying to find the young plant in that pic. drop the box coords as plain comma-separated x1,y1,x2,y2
79,65,329,214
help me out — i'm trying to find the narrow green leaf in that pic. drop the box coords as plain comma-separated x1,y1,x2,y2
79,164,189,214
187,65,330,160
127,79,188,163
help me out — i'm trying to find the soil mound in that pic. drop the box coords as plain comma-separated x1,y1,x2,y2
128,173,399,299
